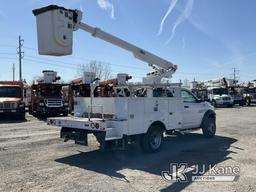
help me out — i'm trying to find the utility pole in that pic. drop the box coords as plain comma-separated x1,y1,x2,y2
12,63,15,81
17,36,24,81
232,68,239,86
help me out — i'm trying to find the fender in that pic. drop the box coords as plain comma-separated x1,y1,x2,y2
200,109,216,128
148,121,167,132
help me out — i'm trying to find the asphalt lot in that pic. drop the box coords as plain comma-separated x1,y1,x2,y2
0,107,256,192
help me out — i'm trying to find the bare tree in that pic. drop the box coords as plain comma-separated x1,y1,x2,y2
77,60,112,81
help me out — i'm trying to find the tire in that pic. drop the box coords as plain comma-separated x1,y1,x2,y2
212,100,217,108
228,104,233,108
141,126,163,153
28,106,32,115
245,98,251,106
202,117,216,138
19,113,26,120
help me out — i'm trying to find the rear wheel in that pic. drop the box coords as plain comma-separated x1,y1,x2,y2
245,97,251,106
202,117,216,138
141,126,163,153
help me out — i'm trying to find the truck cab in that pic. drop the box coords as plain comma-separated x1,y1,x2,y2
191,88,209,102
0,81,26,119
207,87,233,107
28,71,69,118
241,87,256,106
229,87,244,106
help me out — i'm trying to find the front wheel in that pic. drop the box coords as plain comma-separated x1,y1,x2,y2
202,117,216,138
141,126,163,153
18,113,26,120
211,100,217,108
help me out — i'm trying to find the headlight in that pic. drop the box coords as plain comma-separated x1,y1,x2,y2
39,102,44,106
19,103,25,108
64,102,69,106
215,98,221,101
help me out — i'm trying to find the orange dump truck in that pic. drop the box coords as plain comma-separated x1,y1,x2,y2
0,81,26,119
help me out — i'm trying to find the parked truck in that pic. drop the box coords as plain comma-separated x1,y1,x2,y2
204,78,234,107
28,70,69,118
0,81,26,119
240,87,256,106
33,5,216,152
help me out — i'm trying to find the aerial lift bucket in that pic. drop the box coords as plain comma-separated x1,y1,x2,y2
32,5,76,56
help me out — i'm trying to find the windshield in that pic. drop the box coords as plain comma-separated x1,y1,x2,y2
0,86,21,98
212,88,228,95
244,88,256,94
37,84,62,97
195,90,208,98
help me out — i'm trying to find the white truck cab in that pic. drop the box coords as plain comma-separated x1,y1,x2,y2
207,87,233,107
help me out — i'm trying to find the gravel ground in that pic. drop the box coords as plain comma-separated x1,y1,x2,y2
0,106,256,192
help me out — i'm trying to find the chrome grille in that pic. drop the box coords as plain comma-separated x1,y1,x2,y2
223,97,231,101
0,102,16,109
45,99,63,107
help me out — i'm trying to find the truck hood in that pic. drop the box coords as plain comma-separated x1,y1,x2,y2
213,94,230,99
0,98,21,103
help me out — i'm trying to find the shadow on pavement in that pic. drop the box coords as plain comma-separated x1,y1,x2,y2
55,133,238,192
0,115,27,124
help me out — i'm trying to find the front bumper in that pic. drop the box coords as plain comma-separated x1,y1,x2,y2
250,99,256,103
37,106,69,114
0,106,25,115
215,100,233,106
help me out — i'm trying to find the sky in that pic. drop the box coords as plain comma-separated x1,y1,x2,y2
0,0,256,83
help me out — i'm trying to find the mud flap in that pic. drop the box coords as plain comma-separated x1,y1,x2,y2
94,132,107,150
74,131,88,146
60,128,88,146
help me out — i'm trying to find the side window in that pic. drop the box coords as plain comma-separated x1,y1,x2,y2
153,88,173,97
181,90,197,103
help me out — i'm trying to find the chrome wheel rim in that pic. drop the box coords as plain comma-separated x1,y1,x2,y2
150,131,162,150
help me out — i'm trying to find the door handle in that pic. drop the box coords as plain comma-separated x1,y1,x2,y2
169,112,173,115
184,106,189,108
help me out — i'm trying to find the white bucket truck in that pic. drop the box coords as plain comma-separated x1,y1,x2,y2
33,5,216,152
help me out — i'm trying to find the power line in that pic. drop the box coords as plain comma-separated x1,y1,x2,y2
23,58,78,70
0,57,17,60
0,53,17,55
0,44,16,48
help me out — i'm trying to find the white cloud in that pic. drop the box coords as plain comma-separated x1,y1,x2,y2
97,0,115,19
166,0,194,44
157,0,179,36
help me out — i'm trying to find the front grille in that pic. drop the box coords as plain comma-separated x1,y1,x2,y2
0,102,16,109
45,99,63,107
223,97,231,101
